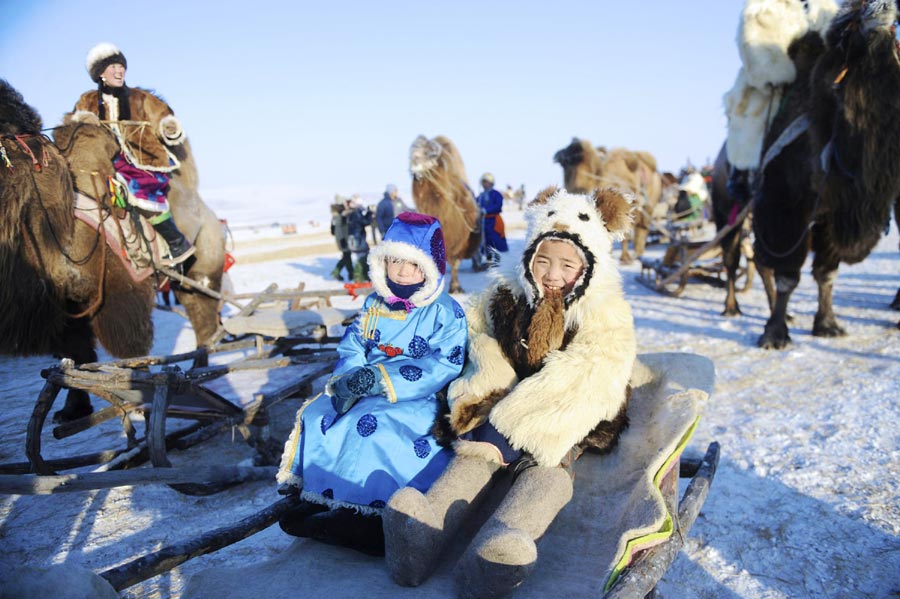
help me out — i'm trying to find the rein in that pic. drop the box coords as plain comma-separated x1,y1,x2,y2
66,173,110,319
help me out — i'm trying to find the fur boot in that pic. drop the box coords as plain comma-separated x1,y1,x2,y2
383,456,500,587
453,465,573,599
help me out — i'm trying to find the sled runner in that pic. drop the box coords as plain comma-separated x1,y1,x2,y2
58,352,719,598
5,283,362,494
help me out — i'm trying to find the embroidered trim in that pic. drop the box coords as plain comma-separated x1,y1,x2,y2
281,393,322,476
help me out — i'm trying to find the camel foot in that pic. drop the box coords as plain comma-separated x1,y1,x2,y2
757,321,792,350
812,315,847,338
52,391,93,424
721,304,742,317
890,287,900,311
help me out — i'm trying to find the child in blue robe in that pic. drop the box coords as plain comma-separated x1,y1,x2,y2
276,212,467,554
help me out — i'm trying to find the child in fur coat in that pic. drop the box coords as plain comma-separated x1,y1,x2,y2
276,212,468,555
384,186,637,597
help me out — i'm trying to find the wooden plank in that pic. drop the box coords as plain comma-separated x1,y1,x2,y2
206,283,278,347
99,496,297,591
0,465,276,495
25,382,62,475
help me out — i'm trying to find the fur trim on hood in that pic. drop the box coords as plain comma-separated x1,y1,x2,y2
518,186,633,310
447,187,637,467
367,212,447,308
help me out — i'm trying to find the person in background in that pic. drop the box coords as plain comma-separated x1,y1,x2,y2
347,195,374,282
476,172,508,265
276,213,468,556
330,197,354,281
72,42,195,266
376,184,399,238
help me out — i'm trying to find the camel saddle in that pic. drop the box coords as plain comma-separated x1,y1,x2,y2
73,192,167,283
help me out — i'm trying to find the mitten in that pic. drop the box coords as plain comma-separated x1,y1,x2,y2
329,366,382,414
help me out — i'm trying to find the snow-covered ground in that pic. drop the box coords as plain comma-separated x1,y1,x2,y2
1,202,899,599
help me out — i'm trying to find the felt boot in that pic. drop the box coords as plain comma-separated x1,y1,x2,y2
384,456,500,587
300,508,385,556
454,465,574,599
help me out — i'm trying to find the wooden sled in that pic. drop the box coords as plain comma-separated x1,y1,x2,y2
71,352,720,598
638,216,754,297
3,282,359,495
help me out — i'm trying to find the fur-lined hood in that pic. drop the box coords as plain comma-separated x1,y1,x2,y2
367,212,447,308
518,186,634,311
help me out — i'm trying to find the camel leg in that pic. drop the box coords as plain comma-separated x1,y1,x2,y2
619,231,634,265
721,228,744,317
811,260,846,338
383,456,500,587
758,270,799,349
53,318,97,423
453,465,573,599
449,259,464,294
632,225,649,259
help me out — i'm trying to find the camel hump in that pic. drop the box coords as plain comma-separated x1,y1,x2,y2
607,148,657,173
0,78,43,135
435,135,469,182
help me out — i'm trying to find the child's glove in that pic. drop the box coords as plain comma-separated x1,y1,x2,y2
329,367,382,415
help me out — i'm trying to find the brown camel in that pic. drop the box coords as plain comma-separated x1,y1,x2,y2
553,138,662,263
1,79,156,422
747,0,900,348
0,80,226,422
408,135,481,293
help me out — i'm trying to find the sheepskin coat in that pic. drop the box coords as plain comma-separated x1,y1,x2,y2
74,86,184,172
446,187,637,468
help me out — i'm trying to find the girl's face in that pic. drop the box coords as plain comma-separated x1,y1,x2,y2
100,63,126,88
531,239,584,296
386,257,425,285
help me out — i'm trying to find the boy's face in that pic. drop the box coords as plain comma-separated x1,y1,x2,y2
386,257,425,285
531,239,584,296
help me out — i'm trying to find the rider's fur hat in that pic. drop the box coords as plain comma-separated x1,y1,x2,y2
86,43,127,83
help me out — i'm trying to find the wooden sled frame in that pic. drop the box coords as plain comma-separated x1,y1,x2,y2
3,282,359,494
638,215,754,298
28,441,716,595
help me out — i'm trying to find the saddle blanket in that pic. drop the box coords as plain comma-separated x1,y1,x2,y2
73,192,166,283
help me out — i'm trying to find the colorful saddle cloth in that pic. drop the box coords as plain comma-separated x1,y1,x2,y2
73,192,166,283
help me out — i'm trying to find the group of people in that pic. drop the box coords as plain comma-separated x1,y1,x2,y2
330,173,512,282
279,184,636,596
329,184,409,282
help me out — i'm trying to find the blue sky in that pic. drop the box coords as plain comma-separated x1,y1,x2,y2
2,1,743,211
